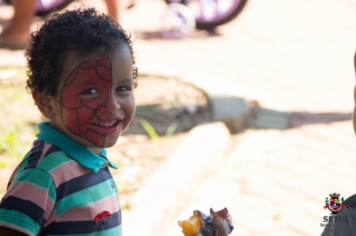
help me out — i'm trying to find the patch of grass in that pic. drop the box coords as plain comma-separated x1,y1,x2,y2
139,118,160,144
121,204,131,210
139,118,180,142
0,82,40,161
0,121,37,160
164,121,179,137
0,83,32,105
0,160,8,168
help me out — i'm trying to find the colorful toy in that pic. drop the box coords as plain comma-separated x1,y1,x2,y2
178,208,233,236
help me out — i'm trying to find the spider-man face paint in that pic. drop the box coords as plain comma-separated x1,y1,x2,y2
61,56,118,147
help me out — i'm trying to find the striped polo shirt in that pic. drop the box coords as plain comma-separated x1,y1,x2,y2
0,121,122,236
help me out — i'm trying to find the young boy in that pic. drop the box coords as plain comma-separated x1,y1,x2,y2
0,8,136,235
0,7,230,236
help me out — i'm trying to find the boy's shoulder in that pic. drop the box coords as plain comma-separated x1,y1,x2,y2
12,138,88,187
9,121,118,191
22,139,72,173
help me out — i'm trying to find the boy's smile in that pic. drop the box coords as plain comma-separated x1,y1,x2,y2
47,46,135,154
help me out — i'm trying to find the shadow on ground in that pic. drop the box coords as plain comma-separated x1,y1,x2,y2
251,106,353,130
289,112,352,128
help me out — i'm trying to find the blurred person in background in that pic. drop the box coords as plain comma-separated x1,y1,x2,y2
0,0,123,50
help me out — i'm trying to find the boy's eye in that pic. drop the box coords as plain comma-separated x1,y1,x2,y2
81,88,97,95
116,86,131,92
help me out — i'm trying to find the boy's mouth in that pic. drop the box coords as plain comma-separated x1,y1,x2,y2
93,120,118,127
89,120,121,133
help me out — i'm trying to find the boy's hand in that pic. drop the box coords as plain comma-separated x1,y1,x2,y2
211,210,228,236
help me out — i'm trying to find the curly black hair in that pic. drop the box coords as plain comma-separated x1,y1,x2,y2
26,7,138,96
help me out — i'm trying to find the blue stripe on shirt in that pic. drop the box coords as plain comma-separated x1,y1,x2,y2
0,196,46,226
56,166,112,201
44,210,121,234
45,144,62,157
24,139,45,170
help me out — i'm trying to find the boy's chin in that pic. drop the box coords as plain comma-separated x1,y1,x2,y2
71,130,122,149
78,136,119,149
101,136,120,148
101,140,118,148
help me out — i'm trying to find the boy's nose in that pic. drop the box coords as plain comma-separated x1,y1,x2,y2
105,94,118,111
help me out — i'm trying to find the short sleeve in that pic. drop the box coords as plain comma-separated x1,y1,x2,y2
0,168,56,236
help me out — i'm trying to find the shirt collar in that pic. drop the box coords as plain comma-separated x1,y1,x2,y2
36,121,118,172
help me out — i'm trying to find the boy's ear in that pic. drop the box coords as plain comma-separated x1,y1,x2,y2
32,89,55,119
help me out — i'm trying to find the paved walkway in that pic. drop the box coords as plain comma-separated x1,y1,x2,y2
160,123,356,236
128,0,356,113
123,0,356,235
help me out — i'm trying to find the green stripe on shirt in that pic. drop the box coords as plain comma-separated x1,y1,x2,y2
0,208,40,236
36,151,74,173
55,179,117,217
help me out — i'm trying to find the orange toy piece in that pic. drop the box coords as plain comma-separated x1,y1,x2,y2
178,208,234,236
178,213,203,236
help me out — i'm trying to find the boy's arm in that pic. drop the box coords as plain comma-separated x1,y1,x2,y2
0,226,27,236
0,168,56,235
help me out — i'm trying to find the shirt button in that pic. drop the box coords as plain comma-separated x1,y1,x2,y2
111,181,116,191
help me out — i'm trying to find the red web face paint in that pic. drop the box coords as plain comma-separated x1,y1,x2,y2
61,56,117,147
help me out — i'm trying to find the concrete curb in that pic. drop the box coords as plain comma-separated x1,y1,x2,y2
122,122,230,236
138,63,292,130
119,66,292,236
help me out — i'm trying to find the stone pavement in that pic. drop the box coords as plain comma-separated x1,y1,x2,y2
160,122,356,236
1,0,356,235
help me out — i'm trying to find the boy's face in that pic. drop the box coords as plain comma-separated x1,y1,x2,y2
50,45,135,151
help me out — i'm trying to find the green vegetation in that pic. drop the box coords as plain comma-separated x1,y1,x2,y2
164,121,179,137
0,81,40,163
0,121,37,161
139,118,180,144
0,160,8,168
139,118,160,144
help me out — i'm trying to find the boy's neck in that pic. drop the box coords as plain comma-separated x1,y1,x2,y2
86,146,102,155
48,121,102,155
